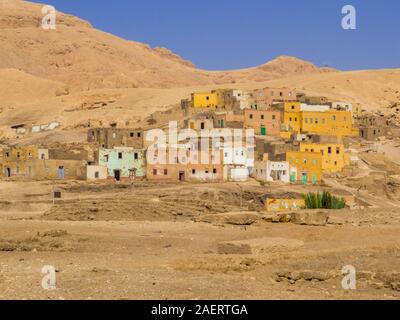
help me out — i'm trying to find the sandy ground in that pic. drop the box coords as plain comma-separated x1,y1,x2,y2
0,180,399,300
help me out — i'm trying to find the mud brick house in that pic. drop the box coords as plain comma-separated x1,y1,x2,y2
256,139,295,161
88,128,144,149
244,109,281,136
185,113,215,130
2,146,87,180
98,147,146,181
253,87,297,106
146,146,224,182
358,114,392,140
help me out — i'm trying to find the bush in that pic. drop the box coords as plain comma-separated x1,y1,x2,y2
303,191,346,209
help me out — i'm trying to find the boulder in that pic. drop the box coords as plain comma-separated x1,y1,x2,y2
291,211,329,226
218,237,304,255
199,211,261,226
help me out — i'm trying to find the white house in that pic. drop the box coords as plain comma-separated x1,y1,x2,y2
253,160,290,183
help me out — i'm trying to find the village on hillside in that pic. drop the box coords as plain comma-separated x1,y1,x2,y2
1,85,400,213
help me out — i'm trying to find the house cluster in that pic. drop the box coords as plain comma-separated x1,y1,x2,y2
1,86,398,184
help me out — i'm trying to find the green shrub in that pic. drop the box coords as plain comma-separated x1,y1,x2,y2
303,192,346,209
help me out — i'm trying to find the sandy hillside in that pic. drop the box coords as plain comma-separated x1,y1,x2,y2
0,0,331,92
0,0,399,141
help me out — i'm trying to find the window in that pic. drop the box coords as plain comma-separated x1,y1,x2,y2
192,169,196,174
104,155,109,162
261,115,264,120
17,152,20,159
130,132,134,137
295,117,298,122
153,169,157,175
206,96,209,101
95,172,100,179
328,147,332,154
249,114,253,119
305,118,308,124
137,132,141,138
333,115,336,121
272,115,276,120
118,152,123,159
289,117,292,122
291,105,295,110
213,169,217,174
5,152,9,158
303,159,307,164
336,147,340,155
112,132,117,139
134,153,139,160
164,169,168,175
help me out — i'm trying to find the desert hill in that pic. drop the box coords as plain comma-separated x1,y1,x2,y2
0,0,334,92
0,0,399,144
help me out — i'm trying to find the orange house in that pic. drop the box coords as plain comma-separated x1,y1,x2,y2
243,109,281,136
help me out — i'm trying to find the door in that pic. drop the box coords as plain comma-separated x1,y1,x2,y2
290,172,296,183
179,171,185,182
261,127,266,136
114,170,121,181
301,172,308,185
5,168,11,177
58,166,65,179
312,174,317,185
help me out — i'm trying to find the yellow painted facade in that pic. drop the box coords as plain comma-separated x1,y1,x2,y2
299,143,349,173
282,104,355,137
265,198,305,212
192,92,218,109
2,146,38,161
286,151,322,184
301,110,353,136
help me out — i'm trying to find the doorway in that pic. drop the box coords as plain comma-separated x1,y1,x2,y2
179,171,185,182
261,127,266,136
5,167,11,177
114,169,121,181
58,166,65,179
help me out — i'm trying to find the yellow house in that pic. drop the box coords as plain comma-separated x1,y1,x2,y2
283,102,302,132
299,143,350,173
191,92,218,109
2,146,38,161
286,151,322,184
301,110,353,136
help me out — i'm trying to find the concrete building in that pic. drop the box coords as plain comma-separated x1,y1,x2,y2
88,128,144,149
244,109,281,136
99,147,146,181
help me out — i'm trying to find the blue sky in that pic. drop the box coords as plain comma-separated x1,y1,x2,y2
31,0,399,70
